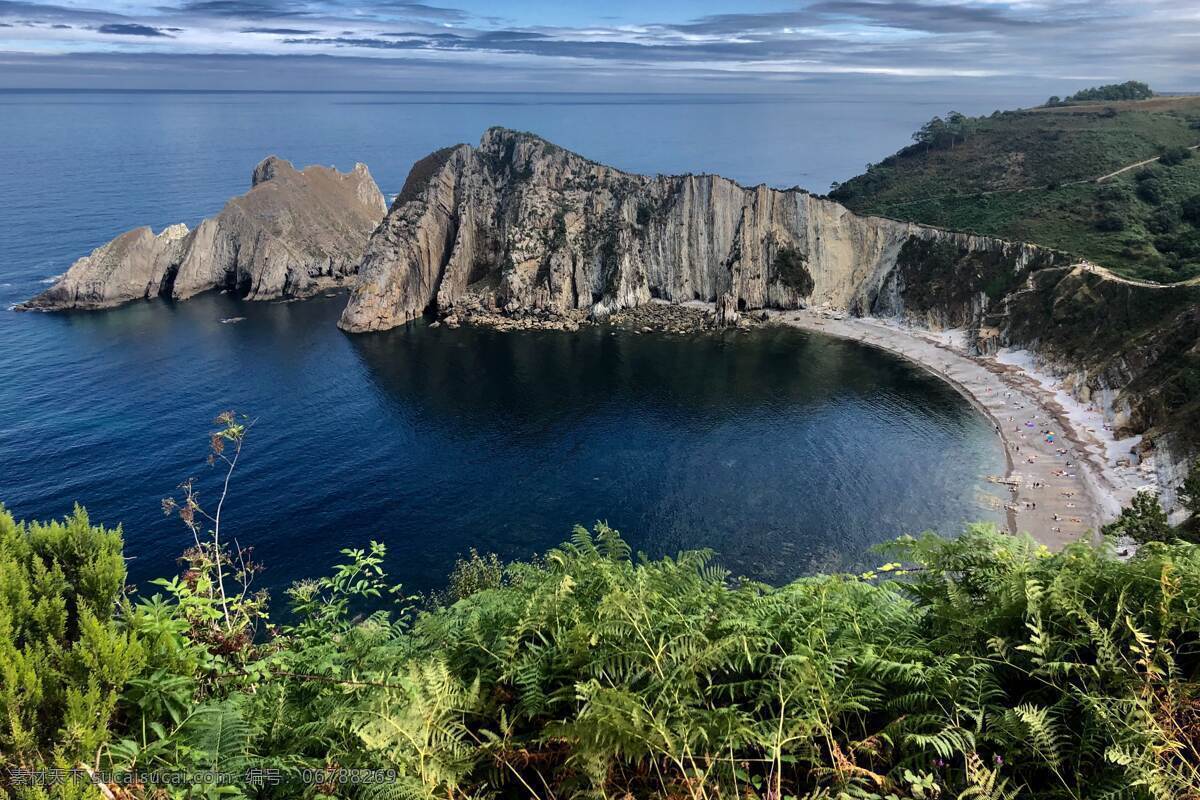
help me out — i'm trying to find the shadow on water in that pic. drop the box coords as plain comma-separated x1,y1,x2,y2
346,318,963,423
345,318,1004,583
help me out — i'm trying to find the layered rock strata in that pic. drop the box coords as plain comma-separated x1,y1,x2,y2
22,157,386,310
338,128,1060,333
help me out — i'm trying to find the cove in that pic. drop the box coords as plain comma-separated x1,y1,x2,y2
0,290,1005,594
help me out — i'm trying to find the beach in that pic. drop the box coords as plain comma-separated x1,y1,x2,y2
774,309,1153,549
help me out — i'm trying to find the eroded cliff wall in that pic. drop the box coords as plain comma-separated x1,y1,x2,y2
339,128,1065,333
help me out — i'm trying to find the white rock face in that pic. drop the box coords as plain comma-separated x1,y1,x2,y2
23,157,386,310
339,128,1060,333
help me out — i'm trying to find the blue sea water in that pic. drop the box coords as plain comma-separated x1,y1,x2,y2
0,91,1010,594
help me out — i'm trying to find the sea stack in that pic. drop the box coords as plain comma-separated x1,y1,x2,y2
21,156,386,310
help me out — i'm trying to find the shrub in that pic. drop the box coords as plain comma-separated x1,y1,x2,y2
0,505,144,773
1136,177,1164,205
773,244,815,294
1159,146,1194,167
1102,489,1172,542
1148,204,1181,234
1182,193,1200,226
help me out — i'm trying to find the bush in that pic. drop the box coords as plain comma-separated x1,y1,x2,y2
446,547,504,600
1102,490,1172,542
1159,146,1194,166
0,505,143,773
1182,193,1200,226
1136,177,1164,205
773,244,815,294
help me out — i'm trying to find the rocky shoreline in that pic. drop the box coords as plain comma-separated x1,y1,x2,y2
427,290,771,334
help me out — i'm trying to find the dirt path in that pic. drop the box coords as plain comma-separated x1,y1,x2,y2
774,310,1129,549
874,143,1199,210
1069,261,1200,289
1095,144,1200,182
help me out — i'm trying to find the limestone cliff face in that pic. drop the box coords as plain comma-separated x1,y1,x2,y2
22,157,386,310
340,129,1200,453
339,128,1063,333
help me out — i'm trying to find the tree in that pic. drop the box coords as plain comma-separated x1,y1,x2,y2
1062,81,1154,104
1136,176,1164,205
912,112,976,152
912,115,948,152
1102,490,1172,543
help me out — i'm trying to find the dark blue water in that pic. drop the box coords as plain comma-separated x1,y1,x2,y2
0,91,1008,593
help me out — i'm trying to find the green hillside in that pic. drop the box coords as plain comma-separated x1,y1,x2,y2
830,95,1200,282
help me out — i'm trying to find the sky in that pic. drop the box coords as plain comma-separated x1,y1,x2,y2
0,0,1197,93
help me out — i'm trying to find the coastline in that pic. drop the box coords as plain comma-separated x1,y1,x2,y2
771,309,1148,549
443,298,1147,549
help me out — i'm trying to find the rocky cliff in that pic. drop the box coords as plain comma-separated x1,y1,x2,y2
338,128,1200,454
22,157,386,310
23,129,1197,455
338,128,1063,332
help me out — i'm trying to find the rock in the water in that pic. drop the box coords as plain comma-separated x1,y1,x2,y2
21,156,386,311
715,292,740,327
339,127,1061,333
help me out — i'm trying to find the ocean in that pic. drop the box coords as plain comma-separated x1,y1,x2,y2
0,90,1014,595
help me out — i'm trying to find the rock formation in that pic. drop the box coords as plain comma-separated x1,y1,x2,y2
338,127,1062,333
21,157,386,310
22,129,1197,456
337,128,1200,455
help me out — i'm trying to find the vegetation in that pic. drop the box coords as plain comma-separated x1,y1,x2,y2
1101,490,1173,543
3,418,1200,799
773,245,814,294
829,94,1200,282
1044,81,1155,107
1182,457,1200,518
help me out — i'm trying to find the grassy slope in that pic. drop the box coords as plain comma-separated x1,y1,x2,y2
830,96,1200,282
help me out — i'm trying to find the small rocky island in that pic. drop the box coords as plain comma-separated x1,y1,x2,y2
21,156,386,310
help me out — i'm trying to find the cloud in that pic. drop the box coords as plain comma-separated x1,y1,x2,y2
170,0,307,19
365,2,468,22
0,0,124,23
96,22,174,36
807,0,1040,32
0,0,1197,94
240,25,319,33
166,0,468,21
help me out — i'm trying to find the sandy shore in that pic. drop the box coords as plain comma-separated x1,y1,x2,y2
773,309,1148,549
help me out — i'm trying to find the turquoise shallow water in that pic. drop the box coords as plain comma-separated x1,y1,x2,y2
0,91,1008,593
